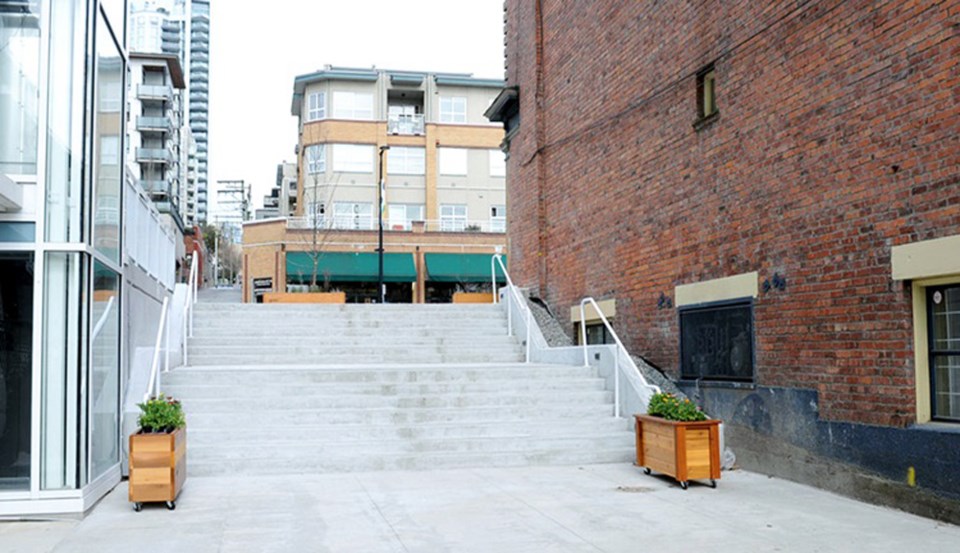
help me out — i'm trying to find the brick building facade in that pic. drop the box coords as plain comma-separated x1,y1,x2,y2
490,1,960,519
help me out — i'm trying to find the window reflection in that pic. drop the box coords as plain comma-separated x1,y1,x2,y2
0,0,42,175
93,14,124,262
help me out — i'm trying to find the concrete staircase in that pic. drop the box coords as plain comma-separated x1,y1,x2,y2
164,303,634,476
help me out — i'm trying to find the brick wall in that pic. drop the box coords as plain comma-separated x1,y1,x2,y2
503,0,960,426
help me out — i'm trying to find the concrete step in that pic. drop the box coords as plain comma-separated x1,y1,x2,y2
189,321,511,332
164,364,596,385
174,390,614,412
193,304,504,313
186,336,521,347
182,418,631,442
186,344,522,357
183,403,616,427
186,447,635,476
184,352,527,365
186,433,634,461
163,377,607,399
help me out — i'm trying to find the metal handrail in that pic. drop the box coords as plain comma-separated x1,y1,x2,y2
145,296,170,402
491,254,530,363
580,297,661,418
91,296,115,341
182,251,198,366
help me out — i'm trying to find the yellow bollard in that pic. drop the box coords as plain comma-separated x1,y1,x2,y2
907,466,916,487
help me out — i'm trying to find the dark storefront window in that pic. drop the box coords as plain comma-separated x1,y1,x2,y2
0,253,34,491
680,300,754,382
929,286,960,422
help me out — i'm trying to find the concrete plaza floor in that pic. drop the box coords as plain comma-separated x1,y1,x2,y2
2,463,958,552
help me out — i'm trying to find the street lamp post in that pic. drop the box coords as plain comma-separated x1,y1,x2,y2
377,145,390,303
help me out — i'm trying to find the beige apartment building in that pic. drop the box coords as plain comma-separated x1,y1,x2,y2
242,66,507,303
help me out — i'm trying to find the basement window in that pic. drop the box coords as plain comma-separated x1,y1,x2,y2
680,300,754,382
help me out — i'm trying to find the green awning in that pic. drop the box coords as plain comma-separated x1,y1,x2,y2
286,252,416,283
425,254,507,283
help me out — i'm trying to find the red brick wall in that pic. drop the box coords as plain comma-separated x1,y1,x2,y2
503,0,960,427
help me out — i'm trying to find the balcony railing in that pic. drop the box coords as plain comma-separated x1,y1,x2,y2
387,113,425,135
137,84,173,102
137,116,173,133
140,179,170,196
136,148,172,164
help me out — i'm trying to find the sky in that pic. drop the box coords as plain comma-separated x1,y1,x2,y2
207,0,506,216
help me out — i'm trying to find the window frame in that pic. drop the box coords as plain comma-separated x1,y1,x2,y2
331,144,374,173
490,205,506,233
489,149,506,177
439,204,468,232
333,91,374,120
307,91,326,121
678,298,755,383
439,96,467,124
387,147,425,176
306,144,326,174
332,202,373,230
927,284,960,422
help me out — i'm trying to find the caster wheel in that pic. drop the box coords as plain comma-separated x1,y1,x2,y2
711,479,717,489
643,467,651,475
166,501,176,510
133,503,142,512
680,481,688,490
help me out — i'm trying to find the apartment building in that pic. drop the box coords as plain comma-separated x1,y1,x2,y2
242,67,507,303
127,53,188,246
0,0,179,516
490,1,960,520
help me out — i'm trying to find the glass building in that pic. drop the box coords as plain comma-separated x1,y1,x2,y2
0,0,177,516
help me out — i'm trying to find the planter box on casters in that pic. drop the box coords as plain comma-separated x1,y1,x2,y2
129,427,186,510
634,414,721,489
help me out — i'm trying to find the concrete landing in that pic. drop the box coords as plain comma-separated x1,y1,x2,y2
3,464,958,552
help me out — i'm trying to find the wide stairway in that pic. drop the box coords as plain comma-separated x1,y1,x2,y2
163,303,634,476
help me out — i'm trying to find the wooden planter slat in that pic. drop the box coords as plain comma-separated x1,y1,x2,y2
635,414,721,488
129,427,186,505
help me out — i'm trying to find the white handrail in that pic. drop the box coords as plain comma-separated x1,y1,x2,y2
145,296,170,402
182,251,199,366
580,297,661,418
91,296,116,341
492,254,530,363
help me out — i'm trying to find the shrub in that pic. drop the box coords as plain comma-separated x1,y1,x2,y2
137,395,186,433
647,392,707,422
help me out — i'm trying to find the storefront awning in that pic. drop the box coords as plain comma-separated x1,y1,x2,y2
286,252,416,283
425,253,507,283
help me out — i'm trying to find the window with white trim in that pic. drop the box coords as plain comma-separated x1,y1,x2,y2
307,202,325,227
439,96,467,123
387,147,425,175
929,285,960,421
440,204,467,231
490,205,506,233
439,148,468,176
306,144,326,174
333,202,373,230
332,144,373,173
489,149,506,177
388,204,424,230
307,92,326,121
333,91,374,120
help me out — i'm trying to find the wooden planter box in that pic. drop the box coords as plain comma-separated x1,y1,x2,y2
634,414,721,489
452,292,494,304
263,291,346,304
129,427,186,511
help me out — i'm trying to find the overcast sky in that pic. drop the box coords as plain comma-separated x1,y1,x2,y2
207,0,505,215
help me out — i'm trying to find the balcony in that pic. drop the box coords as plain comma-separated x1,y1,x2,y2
136,148,172,164
140,179,170,196
388,113,425,135
138,84,173,102
136,116,173,133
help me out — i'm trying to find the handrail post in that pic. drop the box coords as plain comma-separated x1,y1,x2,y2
146,296,170,402
491,256,498,304
525,303,531,363
613,345,621,418
164,310,170,373
579,301,589,367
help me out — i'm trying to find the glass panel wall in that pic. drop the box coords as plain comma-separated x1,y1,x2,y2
45,0,86,243
41,252,85,490
0,0,42,175
0,253,34,491
93,13,124,263
90,262,120,479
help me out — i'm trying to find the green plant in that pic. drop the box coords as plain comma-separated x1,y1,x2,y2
647,392,707,422
137,395,186,432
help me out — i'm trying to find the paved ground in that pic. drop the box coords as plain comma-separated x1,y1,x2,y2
2,464,958,552
197,286,242,303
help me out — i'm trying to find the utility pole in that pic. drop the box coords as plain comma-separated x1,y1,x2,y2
377,145,390,303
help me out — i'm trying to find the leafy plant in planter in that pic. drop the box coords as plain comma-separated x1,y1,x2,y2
137,395,186,433
635,393,721,490
129,394,187,511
